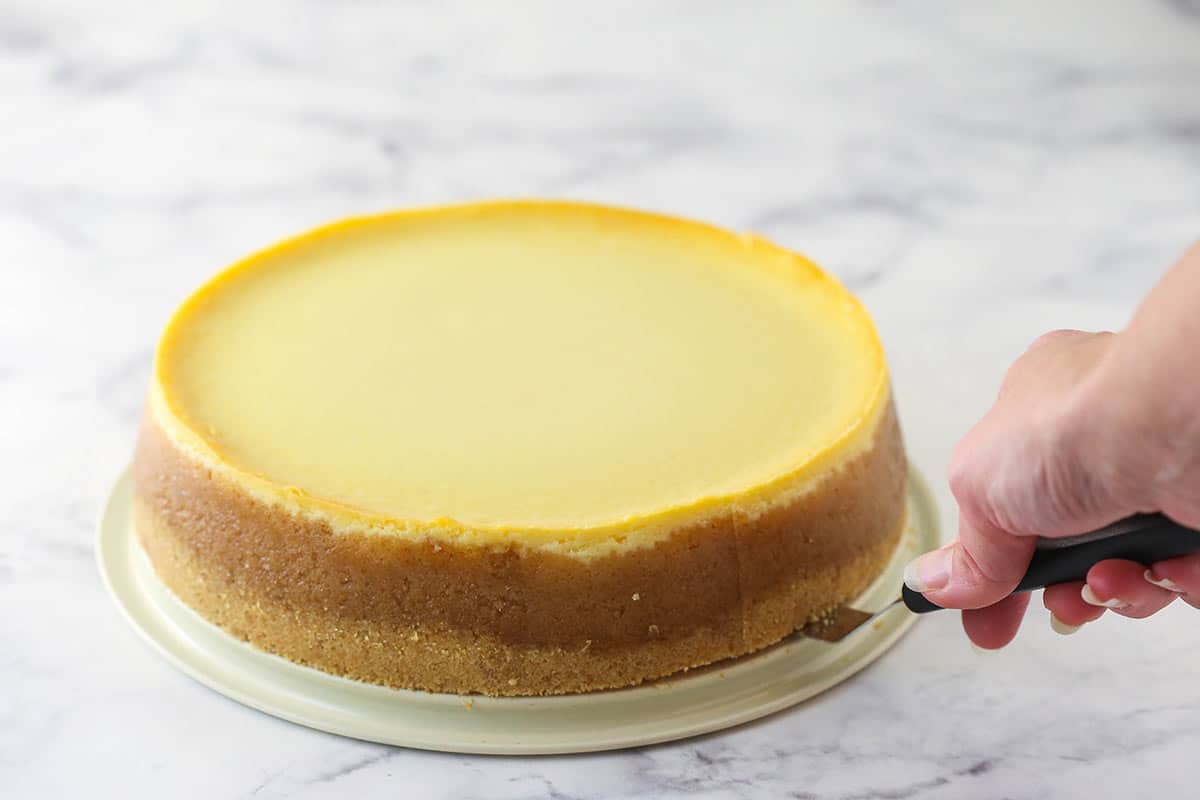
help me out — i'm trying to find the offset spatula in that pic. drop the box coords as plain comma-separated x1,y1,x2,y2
802,512,1200,643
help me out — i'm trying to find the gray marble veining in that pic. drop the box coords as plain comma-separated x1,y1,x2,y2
4,1,1200,797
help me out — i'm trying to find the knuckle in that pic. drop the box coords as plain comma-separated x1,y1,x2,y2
997,361,1024,397
1026,328,1084,354
950,545,1014,601
946,455,972,502
947,436,988,513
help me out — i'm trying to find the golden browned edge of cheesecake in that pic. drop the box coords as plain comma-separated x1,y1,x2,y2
131,398,907,697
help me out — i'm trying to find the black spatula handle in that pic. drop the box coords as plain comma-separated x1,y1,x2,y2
902,513,1200,614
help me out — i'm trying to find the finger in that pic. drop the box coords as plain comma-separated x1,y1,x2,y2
962,593,1032,650
1145,553,1200,609
905,512,1036,610
1042,581,1106,631
1083,559,1178,619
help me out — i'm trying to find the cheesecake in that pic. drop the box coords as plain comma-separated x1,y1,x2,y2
132,200,908,696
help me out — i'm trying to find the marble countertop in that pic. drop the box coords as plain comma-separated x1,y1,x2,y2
5,0,1200,797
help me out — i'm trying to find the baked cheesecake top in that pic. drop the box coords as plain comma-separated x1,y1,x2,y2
151,201,888,546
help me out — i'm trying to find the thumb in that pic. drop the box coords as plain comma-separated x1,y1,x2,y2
904,512,1037,610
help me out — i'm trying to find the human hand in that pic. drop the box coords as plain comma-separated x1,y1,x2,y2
903,245,1200,648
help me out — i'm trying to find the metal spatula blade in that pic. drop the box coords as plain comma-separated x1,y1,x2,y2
801,599,901,643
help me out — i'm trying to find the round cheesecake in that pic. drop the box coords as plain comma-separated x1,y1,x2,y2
132,200,908,696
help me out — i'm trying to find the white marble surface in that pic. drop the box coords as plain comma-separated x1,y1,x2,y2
4,0,1200,797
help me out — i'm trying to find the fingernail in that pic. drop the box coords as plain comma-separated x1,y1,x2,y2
1050,614,1082,635
903,546,953,593
1081,584,1126,608
970,642,995,655
1144,569,1186,593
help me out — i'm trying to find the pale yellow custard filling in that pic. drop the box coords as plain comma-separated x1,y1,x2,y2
153,201,888,551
